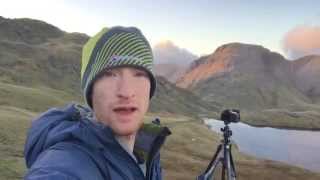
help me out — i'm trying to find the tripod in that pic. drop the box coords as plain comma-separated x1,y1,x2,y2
197,121,237,180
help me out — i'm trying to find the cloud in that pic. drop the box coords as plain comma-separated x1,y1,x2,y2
153,40,198,65
282,25,320,59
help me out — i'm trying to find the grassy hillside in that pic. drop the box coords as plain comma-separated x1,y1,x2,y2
192,72,320,129
150,77,220,118
194,72,310,110
0,79,80,179
0,82,81,112
0,39,83,94
242,104,320,130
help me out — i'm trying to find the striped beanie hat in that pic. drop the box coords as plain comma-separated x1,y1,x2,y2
81,26,156,108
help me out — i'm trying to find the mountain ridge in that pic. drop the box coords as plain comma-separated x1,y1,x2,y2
176,42,320,111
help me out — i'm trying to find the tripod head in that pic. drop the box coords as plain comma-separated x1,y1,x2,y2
220,124,233,144
220,109,240,144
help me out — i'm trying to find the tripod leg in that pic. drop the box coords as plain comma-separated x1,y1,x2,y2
225,144,236,180
221,164,226,180
199,144,224,180
229,145,237,178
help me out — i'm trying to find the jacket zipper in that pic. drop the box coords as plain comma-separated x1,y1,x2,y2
145,127,171,180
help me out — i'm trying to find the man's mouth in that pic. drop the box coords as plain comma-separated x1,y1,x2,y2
113,107,137,114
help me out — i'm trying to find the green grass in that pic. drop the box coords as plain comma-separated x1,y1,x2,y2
0,82,81,112
0,106,36,180
194,72,311,110
0,82,82,179
242,106,320,130
0,39,82,94
150,77,220,118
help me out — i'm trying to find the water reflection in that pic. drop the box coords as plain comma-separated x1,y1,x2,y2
204,119,320,172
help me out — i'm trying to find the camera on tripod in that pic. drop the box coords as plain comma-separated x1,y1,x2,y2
197,109,241,180
220,109,240,124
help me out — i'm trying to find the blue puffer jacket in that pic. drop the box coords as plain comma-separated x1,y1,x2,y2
24,104,171,180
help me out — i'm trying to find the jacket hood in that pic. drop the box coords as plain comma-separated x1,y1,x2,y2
24,103,171,168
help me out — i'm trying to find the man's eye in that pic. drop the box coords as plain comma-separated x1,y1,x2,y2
103,71,116,77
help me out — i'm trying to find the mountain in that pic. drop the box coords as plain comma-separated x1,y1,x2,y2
177,43,314,110
0,16,88,95
292,55,320,103
0,16,64,44
177,43,292,88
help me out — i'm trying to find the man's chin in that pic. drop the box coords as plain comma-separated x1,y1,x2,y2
113,126,140,136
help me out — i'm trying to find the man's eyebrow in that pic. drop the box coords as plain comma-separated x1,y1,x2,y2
135,69,148,74
135,69,146,72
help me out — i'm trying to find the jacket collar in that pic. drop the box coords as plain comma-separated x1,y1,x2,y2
74,104,171,163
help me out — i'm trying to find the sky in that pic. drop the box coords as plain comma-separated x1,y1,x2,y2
0,0,319,59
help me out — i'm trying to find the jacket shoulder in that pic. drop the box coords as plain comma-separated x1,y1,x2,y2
25,142,105,180
24,103,94,167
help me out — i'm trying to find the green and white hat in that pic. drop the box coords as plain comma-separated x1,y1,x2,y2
81,26,156,108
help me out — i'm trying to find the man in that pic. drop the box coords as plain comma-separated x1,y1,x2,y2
24,26,171,180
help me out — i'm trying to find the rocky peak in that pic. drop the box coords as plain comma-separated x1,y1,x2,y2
177,43,289,88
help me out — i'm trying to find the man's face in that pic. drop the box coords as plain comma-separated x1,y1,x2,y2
92,67,150,136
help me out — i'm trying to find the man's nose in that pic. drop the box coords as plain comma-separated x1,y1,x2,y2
116,77,135,99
